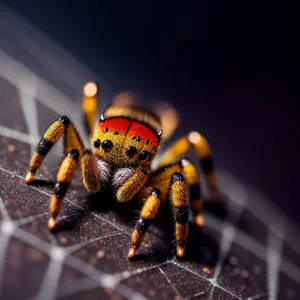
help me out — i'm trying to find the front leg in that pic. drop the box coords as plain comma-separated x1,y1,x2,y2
25,114,102,230
112,166,148,202
49,149,101,230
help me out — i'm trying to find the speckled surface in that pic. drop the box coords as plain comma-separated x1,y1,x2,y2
1,71,300,300
0,14,300,299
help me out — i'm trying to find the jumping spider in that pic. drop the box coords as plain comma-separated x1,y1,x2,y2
25,82,218,259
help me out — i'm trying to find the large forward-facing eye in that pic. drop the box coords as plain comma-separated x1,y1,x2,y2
139,150,149,161
93,139,101,148
102,140,113,152
126,146,137,157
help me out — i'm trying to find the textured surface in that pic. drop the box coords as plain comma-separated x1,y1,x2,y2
0,7,299,300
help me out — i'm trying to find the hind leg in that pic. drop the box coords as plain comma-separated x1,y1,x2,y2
180,158,204,227
82,81,99,135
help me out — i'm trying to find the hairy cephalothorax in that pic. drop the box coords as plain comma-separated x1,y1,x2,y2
25,82,219,259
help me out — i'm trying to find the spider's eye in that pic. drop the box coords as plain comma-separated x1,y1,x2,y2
102,140,113,152
126,146,137,157
93,139,101,148
139,150,149,161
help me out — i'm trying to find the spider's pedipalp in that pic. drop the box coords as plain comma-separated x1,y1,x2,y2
111,167,134,189
81,149,101,193
115,167,148,202
96,159,112,183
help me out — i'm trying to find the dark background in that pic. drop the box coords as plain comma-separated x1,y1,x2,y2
2,1,297,221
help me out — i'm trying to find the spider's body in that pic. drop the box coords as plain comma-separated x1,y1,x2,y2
25,82,218,259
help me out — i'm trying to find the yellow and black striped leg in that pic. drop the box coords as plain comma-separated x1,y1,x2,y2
82,81,99,135
48,149,79,230
158,131,218,199
170,172,189,258
25,116,69,183
180,158,204,227
128,188,161,259
26,114,86,184
49,149,100,230
189,132,218,199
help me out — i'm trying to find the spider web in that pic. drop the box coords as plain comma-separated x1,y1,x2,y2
0,6,299,300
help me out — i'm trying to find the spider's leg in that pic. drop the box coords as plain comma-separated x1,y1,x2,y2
26,115,101,229
49,149,78,230
129,163,189,259
62,119,101,193
152,159,204,227
25,116,70,183
128,188,161,259
48,146,100,228
82,82,99,135
157,132,218,199
180,158,204,228
169,172,189,258
49,147,100,230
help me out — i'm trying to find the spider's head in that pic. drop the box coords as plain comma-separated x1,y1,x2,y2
91,116,161,168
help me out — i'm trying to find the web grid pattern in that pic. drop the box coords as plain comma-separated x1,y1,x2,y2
0,6,299,300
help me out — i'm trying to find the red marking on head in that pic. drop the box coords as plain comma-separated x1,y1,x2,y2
99,118,130,133
128,121,159,146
